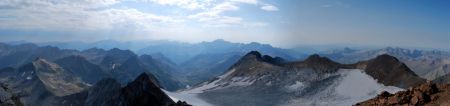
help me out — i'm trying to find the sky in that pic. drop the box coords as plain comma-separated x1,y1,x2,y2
0,0,449,49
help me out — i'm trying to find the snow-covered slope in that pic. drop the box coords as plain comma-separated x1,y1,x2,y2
178,69,403,106
281,69,403,106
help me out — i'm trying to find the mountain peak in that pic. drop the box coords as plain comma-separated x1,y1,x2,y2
374,54,400,62
247,51,262,57
121,73,175,106
133,73,161,88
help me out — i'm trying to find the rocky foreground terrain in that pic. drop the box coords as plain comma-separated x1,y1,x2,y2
356,82,450,106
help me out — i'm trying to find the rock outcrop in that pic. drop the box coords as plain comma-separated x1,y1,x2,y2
356,82,450,106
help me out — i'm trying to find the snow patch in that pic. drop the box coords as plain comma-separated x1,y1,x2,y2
163,90,213,106
285,81,305,91
111,64,116,69
26,76,32,80
265,81,272,86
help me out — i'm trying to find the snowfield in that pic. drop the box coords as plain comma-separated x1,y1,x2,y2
281,69,403,106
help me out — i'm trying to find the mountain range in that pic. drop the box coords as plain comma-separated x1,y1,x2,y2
169,51,426,106
321,47,450,81
1,40,450,106
0,43,184,91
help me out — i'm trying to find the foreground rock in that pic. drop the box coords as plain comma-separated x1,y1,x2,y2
356,82,450,106
0,83,23,106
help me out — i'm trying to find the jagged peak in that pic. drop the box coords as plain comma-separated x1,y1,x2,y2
135,73,152,82
241,51,284,65
132,73,162,88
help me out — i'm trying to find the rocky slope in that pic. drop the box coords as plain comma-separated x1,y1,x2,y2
356,82,450,106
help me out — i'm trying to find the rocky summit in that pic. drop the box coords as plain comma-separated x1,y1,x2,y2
356,82,450,106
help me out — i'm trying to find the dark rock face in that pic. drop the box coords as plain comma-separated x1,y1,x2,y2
56,73,191,106
362,54,426,88
121,73,175,106
54,55,111,84
356,82,450,106
0,83,23,106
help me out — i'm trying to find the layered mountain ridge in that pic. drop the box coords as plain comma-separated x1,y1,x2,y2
0,43,185,91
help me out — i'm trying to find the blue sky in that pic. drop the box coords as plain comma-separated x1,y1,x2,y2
0,0,449,49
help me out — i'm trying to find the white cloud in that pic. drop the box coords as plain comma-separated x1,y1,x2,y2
260,5,279,11
188,2,243,26
0,0,181,31
145,0,213,10
0,0,274,43
212,2,239,12
229,0,258,4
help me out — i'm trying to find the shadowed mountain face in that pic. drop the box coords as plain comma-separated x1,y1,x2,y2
55,73,190,106
358,54,426,88
183,51,425,106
